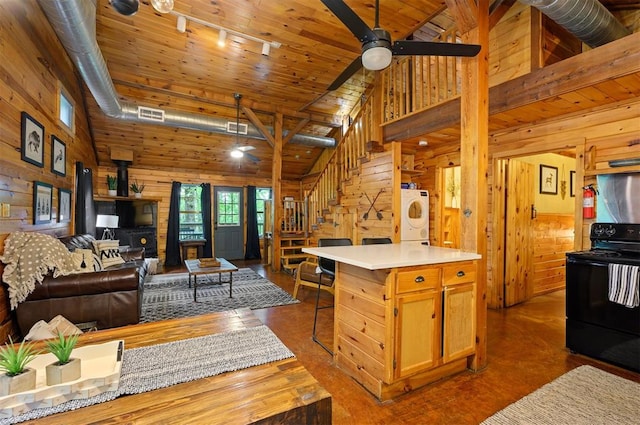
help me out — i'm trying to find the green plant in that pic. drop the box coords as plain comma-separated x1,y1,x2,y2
0,337,39,376
130,179,145,193
106,175,117,190
46,332,79,365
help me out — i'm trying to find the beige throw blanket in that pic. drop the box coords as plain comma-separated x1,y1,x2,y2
1,232,77,310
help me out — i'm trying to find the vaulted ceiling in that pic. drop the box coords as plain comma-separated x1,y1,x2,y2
70,0,638,179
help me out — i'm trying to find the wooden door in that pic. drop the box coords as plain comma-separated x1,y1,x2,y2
213,186,244,260
504,159,534,306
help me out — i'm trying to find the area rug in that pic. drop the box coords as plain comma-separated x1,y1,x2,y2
140,268,299,323
481,365,640,424
2,325,294,424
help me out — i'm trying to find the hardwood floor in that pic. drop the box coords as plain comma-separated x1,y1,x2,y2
166,260,640,424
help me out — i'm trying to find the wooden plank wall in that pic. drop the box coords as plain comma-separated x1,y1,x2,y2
532,213,574,296
0,1,98,341
488,2,532,86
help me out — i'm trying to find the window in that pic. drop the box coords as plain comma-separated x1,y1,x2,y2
179,185,203,240
58,83,75,132
217,190,240,226
256,188,271,237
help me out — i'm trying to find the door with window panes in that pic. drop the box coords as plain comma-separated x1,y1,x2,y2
214,186,244,259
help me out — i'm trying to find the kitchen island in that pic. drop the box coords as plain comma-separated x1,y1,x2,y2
303,241,481,400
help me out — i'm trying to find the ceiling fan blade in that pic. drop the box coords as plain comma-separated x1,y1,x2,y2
321,0,377,43
246,152,260,163
328,56,363,91
238,146,255,152
392,40,481,57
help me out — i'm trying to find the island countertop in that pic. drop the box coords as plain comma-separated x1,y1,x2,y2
302,241,481,270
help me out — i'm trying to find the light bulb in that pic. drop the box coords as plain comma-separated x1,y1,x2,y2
230,149,244,159
151,0,173,14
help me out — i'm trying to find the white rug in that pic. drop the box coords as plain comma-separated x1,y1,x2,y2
482,365,640,424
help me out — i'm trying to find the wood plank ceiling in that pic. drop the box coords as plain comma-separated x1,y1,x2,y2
80,0,637,179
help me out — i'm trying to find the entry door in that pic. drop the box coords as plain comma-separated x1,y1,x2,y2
504,159,535,307
214,186,244,260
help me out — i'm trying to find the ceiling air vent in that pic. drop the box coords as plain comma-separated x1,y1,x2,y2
227,121,248,135
137,106,165,122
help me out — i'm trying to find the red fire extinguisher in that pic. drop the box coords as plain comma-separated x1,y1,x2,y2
583,185,597,219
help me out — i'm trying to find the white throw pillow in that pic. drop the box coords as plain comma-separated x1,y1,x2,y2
92,240,125,269
70,249,94,273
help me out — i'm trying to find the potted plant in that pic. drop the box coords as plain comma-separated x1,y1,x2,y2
0,337,39,396
45,332,81,385
130,179,145,198
107,175,117,196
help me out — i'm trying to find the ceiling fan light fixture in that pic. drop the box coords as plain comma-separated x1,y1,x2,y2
361,29,392,71
151,0,174,14
230,149,244,159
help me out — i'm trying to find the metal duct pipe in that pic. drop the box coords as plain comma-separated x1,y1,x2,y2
519,0,630,47
37,0,336,149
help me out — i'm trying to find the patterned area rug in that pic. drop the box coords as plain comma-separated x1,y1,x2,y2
481,365,640,424
140,268,299,322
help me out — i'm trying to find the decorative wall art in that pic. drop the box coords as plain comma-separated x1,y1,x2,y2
539,164,558,195
51,136,66,176
570,170,576,197
21,112,45,168
33,181,53,224
58,188,71,223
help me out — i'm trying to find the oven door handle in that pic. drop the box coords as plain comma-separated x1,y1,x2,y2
567,257,612,268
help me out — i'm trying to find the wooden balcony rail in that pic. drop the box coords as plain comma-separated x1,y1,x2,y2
281,199,307,235
381,28,463,123
306,92,376,229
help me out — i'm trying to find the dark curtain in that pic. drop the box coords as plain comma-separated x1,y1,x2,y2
74,161,96,236
245,185,261,260
165,181,182,267
201,183,213,258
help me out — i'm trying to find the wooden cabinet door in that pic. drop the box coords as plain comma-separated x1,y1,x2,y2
442,282,476,363
394,290,439,378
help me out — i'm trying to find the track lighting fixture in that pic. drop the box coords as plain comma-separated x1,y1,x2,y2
151,0,174,14
110,0,139,16
218,30,227,47
170,12,280,56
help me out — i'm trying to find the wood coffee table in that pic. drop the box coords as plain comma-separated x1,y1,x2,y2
184,258,238,301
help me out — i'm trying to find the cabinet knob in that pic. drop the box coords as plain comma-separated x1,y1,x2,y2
456,271,465,277
414,275,425,283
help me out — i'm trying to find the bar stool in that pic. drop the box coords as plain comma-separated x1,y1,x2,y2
313,238,352,355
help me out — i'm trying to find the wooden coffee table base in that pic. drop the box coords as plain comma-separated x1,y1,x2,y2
185,258,238,302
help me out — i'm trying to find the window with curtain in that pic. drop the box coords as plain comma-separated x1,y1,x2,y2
256,187,271,237
179,184,204,239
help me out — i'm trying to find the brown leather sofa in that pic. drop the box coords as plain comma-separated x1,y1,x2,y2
15,234,147,336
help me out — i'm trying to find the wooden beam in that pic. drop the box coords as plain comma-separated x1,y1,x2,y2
242,106,275,148
283,118,310,145
444,0,478,34
272,113,284,272
459,0,489,371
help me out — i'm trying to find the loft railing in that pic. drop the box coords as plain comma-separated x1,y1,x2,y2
381,28,463,123
305,92,375,228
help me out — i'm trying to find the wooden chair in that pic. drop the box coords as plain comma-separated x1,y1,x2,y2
292,257,334,299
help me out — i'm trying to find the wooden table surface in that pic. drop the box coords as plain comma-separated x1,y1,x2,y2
24,309,332,424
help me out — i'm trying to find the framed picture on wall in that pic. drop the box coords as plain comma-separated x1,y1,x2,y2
51,136,66,176
33,181,53,224
58,188,71,223
570,170,576,197
21,112,45,168
539,164,558,195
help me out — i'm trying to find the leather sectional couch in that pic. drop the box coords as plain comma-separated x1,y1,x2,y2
15,234,147,337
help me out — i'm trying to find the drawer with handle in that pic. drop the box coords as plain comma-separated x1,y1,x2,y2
396,267,440,293
442,262,476,286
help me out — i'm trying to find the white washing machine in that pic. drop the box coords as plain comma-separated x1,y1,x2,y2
401,189,429,242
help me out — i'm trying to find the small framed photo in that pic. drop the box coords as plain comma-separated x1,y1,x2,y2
539,164,558,195
58,188,72,223
51,136,66,176
570,170,576,197
21,112,45,168
33,181,53,224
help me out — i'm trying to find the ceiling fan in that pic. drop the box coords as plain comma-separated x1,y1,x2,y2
230,93,260,163
322,0,481,90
